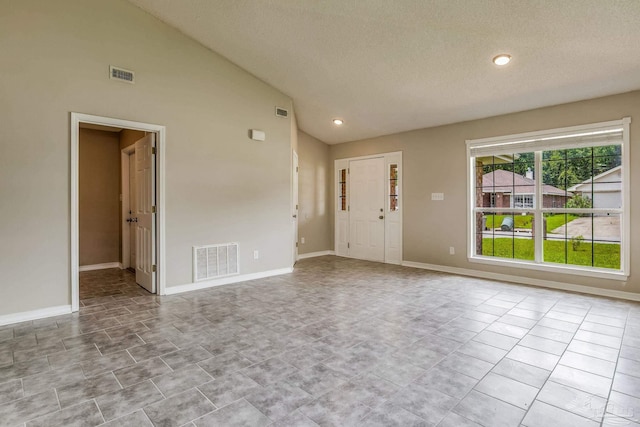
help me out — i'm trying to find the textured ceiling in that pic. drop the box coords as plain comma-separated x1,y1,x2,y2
128,0,640,144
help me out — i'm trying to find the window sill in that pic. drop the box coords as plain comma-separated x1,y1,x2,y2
468,255,628,282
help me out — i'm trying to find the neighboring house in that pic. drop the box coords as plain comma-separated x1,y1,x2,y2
482,169,570,208
567,166,622,209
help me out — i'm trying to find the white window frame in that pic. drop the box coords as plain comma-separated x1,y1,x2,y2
466,118,630,281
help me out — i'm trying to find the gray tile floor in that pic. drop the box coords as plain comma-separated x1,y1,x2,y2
1,256,640,426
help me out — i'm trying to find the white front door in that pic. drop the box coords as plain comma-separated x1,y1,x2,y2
134,134,155,293
349,157,385,262
293,151,299,263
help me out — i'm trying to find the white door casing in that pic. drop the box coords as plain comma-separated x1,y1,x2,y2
293,151,299,263
135,134,155,293
349,157,385,262
72,112,166,311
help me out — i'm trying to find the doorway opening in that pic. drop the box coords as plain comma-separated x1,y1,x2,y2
71,113,166,312
334,152,402,264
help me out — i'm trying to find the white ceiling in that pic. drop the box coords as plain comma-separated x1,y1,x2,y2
128,0,640,144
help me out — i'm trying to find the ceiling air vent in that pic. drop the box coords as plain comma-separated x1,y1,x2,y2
109,65,135,84
275,107,288,118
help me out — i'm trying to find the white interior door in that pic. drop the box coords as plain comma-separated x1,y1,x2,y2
349,157,385,261
293,151,299,263
128,152,137,269
135,133,155,293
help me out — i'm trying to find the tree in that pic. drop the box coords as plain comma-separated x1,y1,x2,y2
482,145,621,191
566,194,593,211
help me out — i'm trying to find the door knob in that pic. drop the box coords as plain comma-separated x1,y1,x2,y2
379,215,384,219
293,214,297,218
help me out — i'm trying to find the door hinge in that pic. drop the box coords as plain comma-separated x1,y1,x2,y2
347,168,350,174
348,205,350,211
296,242,298,247
347,243,350,248
296,166,299,172
296,204,298,209
152,265,157,272
151,206,156,213
152,147,156,155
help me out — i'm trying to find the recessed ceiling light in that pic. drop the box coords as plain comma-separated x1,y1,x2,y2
493,54,512,66
333,119,344,125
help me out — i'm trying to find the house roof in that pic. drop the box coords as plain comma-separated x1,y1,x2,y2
482,169,568,196
127,1,640,145
567,166,622,192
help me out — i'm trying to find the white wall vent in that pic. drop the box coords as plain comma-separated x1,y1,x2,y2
109,65,135,84
275,107,288,118
193,243,239,282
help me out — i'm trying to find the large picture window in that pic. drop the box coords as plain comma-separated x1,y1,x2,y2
467,118,630,279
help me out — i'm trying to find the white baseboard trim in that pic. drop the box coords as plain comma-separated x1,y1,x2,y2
0,305,72,327
79,262,122,272
401,260,640,302
164,267,294,296
297,250,335,260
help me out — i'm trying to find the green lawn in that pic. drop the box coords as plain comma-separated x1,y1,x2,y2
484,214,578,232
482,238,620,269
545,214,579,231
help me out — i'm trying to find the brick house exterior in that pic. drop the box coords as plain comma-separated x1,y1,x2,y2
481,169,570,209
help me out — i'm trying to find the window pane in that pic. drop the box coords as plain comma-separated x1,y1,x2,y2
339,169,347,211
541,150,572,207
543,145,622,211
477,153,534,208
479,212,534,261
543,213,620,270
389,164,398,211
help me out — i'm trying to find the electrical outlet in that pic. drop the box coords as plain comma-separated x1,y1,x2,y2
301,237,305,244
449,246,455,255
253,250,259,259
431,192,445,201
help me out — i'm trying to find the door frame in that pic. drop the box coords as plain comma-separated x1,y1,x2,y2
334,151,403,264
70,113,166,311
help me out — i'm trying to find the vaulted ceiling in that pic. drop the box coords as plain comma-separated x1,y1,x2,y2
128,0,640,144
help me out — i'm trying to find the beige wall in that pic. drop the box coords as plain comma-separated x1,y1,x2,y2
0,0,294,316
79,129,121,266
331,91,640,294
297,131,332,254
